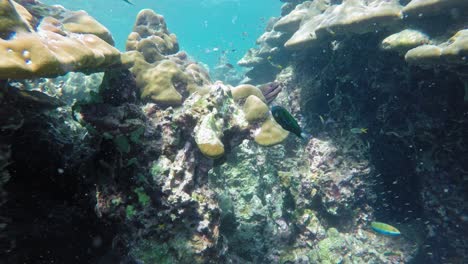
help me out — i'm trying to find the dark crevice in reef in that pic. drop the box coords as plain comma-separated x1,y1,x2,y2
1,113,118,264
295,30,468,262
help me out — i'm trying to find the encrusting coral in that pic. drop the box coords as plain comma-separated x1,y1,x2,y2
402,0,468,17
381,29,431,53
405,29,468,67
61,10,115,45
284,0,403,49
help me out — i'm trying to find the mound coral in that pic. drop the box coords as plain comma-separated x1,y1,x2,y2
231,84,266,102
126,9,179,55
243,95,269,123
254,117,289,146
125,9,211,106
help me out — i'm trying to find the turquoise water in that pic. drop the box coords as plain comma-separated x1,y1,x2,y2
42,0,282,69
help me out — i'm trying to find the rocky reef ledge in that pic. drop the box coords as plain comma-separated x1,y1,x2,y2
1,0,467,263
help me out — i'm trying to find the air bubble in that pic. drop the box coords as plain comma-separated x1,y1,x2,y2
25,59,32,65
22,50,30,58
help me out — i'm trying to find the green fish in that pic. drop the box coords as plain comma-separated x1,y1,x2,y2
371,221,401,236
271,105,308,139
123,0,134,5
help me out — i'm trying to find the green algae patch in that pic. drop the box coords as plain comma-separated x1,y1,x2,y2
114,135,131,154
151,163,162,176
308,228,347,264
130,240,173,264
130,236,195,264
130,126,145,143
134,187,150,206
126,205,136,219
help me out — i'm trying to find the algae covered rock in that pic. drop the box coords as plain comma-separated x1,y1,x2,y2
208,140,287,262
308,228,347,264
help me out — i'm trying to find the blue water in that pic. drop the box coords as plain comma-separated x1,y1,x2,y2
41,0,282,69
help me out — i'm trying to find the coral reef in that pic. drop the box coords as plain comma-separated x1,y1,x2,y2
1,5,291,263
232,0,468,262
0,0,122,79
1,0,467,263
240,0,467,84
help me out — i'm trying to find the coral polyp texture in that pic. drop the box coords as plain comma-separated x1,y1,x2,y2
0,0,122,79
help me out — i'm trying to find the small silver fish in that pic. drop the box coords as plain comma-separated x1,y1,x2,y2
350,127,368,134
